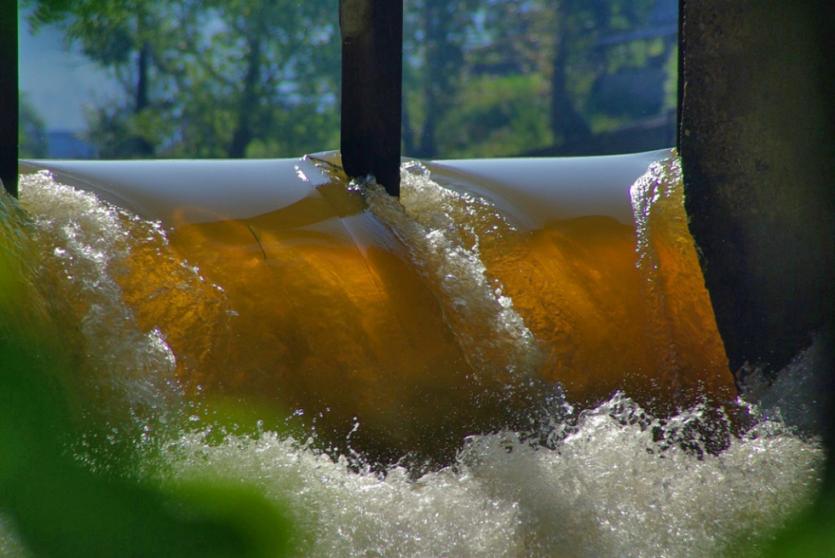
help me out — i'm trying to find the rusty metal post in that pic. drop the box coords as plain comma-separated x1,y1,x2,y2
1,0,18,197
339,0,402,196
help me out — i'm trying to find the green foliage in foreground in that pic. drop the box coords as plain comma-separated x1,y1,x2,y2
758,482,835,558
0,193,296,557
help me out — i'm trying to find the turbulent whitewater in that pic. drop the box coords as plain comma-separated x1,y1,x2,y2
0,160,824,557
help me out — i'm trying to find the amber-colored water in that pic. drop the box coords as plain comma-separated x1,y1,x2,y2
107,155,735,463
8,163,822,558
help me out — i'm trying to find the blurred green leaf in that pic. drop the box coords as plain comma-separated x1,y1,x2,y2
1,192,297,557
758,484,835,558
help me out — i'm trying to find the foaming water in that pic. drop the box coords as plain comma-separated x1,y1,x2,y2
1,163,825,556
16,172,192,455
21,172,177,387
160,396,821,558
362,161,542,383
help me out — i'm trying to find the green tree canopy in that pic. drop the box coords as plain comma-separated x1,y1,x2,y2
18,94,48,158
25,0,676,159
26,0,341,158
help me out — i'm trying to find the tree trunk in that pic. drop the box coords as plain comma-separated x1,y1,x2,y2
228,35,262,158
415,2,441,158
132,41,154,156
402,95,415,155
415,0,461,158
136,42,150,112
417,95,437,158
549,4,590,147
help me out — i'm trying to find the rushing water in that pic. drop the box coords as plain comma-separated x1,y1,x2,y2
0,157,825,557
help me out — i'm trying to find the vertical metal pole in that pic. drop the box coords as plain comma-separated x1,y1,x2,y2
339,0,402,197
0,0,18,197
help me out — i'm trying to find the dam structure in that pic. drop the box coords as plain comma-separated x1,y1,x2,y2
1,1,832,556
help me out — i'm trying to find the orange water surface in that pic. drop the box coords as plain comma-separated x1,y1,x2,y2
88,156,732,463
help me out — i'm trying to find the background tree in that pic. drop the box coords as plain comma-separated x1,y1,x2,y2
403,0,480,158
19,94,49,158
449,0,659,155
27,0,179,156
25,0,675,159
154,0,339,158
401,0,665,158
26,0,340,159
430,0,553,157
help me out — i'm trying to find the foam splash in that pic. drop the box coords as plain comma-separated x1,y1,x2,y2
0,518,30,558
160,396,821,558
630,156,686,373
16,171,194,454
361,163,542,383
627,155,732,398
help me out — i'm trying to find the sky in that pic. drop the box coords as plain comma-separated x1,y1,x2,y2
18,10,120,131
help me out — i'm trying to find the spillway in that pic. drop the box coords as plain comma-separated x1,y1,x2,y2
0,154,823,557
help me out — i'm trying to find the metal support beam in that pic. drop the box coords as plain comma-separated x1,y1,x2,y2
339,0,402,197
1,0,18,197
680,0,834,382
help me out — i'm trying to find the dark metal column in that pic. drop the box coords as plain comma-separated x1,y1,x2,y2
339,0,402,197
679,0,834,382
1,0,18,197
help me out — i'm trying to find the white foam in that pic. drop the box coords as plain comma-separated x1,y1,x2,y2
629,156,684,372
0,518,31,558
18,172,183,431
361,164,542,381
162,395,821,558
